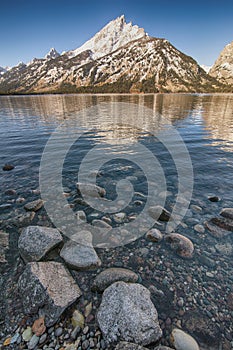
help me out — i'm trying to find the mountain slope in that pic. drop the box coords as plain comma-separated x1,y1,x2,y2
209,41,233,84
58,37,222,93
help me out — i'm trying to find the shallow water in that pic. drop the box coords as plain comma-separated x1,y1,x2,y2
0,93,233,347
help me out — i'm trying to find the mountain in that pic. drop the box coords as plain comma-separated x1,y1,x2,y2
0,66,6,75
45,48,60,60
0,16,225,94
209,41,233,85
65,15,147,59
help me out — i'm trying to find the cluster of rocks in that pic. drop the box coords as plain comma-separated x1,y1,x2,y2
0,214,201,350
1,180,233,349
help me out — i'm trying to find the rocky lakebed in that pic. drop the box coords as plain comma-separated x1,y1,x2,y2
0,165,233,350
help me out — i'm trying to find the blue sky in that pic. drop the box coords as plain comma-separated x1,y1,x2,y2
1,0,233,68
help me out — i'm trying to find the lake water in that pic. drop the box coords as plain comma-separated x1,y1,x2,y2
0,94,233,348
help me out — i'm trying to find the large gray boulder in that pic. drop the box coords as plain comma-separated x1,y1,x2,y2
92,268,138,292
18,226,63,262
18,261,82,326
97,281,162,346
60,231,101,270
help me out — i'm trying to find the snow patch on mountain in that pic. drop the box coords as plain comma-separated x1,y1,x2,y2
45,48,60,60
201,65,212,73
0,66,6,75
65,15,147,59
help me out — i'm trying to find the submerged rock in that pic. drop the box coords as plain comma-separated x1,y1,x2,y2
32,317,46,337
165,233,194,258
215,242,233,255
24,199,44,212
97,281,162,346
208,195,220,202
76,182,106,198
92,268,138,292
71,310,85,328
92,219,112,229
0,203,12,211
210,217,233,232
148,205,171,222
205,220,230,238
113,212,126,223
170,328,199,350
115,342,149,350
22,327,33,342
76,210,86,222
146,228,163,242
220,208,233,220
60,230,101,270
18,261,82,326
28,334,39,350
12,212,35,228
18,226,63,262
2,164,14,171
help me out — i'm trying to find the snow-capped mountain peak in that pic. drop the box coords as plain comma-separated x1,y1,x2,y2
65,15,147,59
45,48,60,60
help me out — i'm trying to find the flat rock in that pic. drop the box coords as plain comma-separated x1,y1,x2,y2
193,224,205,234
205,220,230,238
165,233,194,258
18,226,63,262
0,230,9,263
76,182,106,198
154,347,175,350
148,206,171,222
97,281,162,346
60,231,101,270
220,208,233,220
24,199,44,212
92,268,138,292
92,219,112,229
171,328,199,350
210,217,233,232
115,342,149,350
18,261,82,326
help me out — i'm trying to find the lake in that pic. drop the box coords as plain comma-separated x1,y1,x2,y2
0,93,233,349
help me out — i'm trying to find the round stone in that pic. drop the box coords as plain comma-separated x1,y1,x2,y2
170,328,199,350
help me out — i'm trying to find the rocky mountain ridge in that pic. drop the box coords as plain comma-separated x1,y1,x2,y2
209,41,233,85
0,16,230,94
